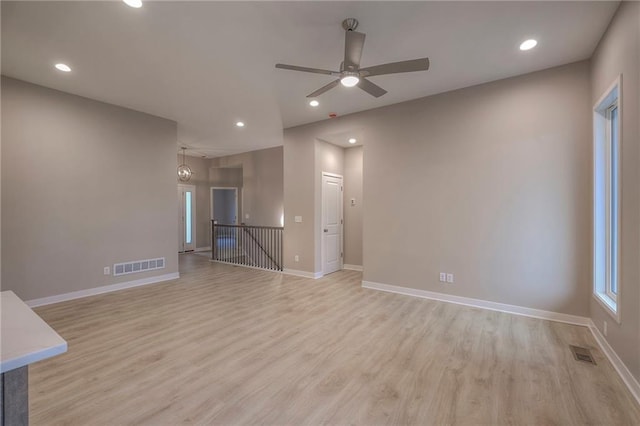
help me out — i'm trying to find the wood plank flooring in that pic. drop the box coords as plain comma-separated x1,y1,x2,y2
30,254,640,425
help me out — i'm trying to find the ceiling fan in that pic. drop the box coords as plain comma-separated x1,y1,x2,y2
275,18,430,98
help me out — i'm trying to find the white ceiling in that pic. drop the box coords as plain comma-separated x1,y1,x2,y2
2,1,618,156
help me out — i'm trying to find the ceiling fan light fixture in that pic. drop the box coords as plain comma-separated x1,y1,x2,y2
340,73,360,87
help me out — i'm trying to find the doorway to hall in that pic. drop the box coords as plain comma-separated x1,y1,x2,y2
211,187,239,259
211,187,238,225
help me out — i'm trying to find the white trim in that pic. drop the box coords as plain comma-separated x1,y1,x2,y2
592,292,620,323
178,184,197,252
210,259,281,273
321,172,344,276
194,246,212,252
26,273,180,308
209,262,323,279
343,264,363,272
588,320,640,405
321,171,343,179
362,281,591,326
361,280,639,404
283,268,323,279
592,74,622,324
593,75,622,111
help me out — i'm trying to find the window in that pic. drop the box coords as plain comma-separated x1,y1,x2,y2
593,77,621,321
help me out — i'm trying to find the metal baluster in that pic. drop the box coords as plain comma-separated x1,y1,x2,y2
211,220,217,260
279,228,282,270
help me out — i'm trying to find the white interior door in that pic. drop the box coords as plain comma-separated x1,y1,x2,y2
178,184,196,252
322,173,343,275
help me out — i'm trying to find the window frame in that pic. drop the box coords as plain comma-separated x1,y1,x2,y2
593,76,621,323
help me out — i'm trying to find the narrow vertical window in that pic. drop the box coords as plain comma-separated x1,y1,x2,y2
593,77,620,321
185,191,193,245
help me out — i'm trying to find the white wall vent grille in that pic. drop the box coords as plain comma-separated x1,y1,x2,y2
113,257,165,276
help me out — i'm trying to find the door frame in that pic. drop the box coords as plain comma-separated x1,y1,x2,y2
178,184,196,253
210,187,239,224
321,172,344,276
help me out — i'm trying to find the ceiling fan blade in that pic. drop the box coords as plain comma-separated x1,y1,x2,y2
344,30,366,71
360,58,430,77
357,78,387,98
276,64,340,76
307,79,341,98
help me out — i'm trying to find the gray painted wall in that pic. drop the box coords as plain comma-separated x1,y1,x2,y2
2,77,178,301
283,128,316,272
589,0,640,382
284,61,591,317
211,146,284,227
344,146,363,266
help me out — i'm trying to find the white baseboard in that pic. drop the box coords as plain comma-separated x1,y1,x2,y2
210,260,283,274
588,320,640,405
343,264,363,272
283,269,322,279
194,246,211,252
362,280,640,405
26,272,180,308
361,280,591,326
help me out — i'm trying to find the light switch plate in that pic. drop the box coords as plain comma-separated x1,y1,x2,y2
446,273,454,283
294,216,302,223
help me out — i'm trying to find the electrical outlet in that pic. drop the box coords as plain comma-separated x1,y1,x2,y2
245,213,250,219
104,266,110,275
604,321,608,337
439,273,446,282
446,273,454,283
294,255,299,262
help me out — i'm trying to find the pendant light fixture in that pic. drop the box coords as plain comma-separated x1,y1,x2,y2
177,147,192,182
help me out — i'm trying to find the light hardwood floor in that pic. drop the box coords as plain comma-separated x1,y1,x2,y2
30,254,640,425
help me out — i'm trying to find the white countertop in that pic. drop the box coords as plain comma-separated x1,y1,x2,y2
1,291,67,373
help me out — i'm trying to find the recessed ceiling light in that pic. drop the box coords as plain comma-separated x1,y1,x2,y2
519,39,538,51
123,0,142,8
55,63,71,72
309,100,319,107
236,121,245,127
348,138,357,144
340,74,360,87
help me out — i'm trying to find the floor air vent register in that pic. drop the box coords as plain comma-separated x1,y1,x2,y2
570,345,597,365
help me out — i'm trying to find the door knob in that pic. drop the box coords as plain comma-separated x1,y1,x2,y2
324,229,328,232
